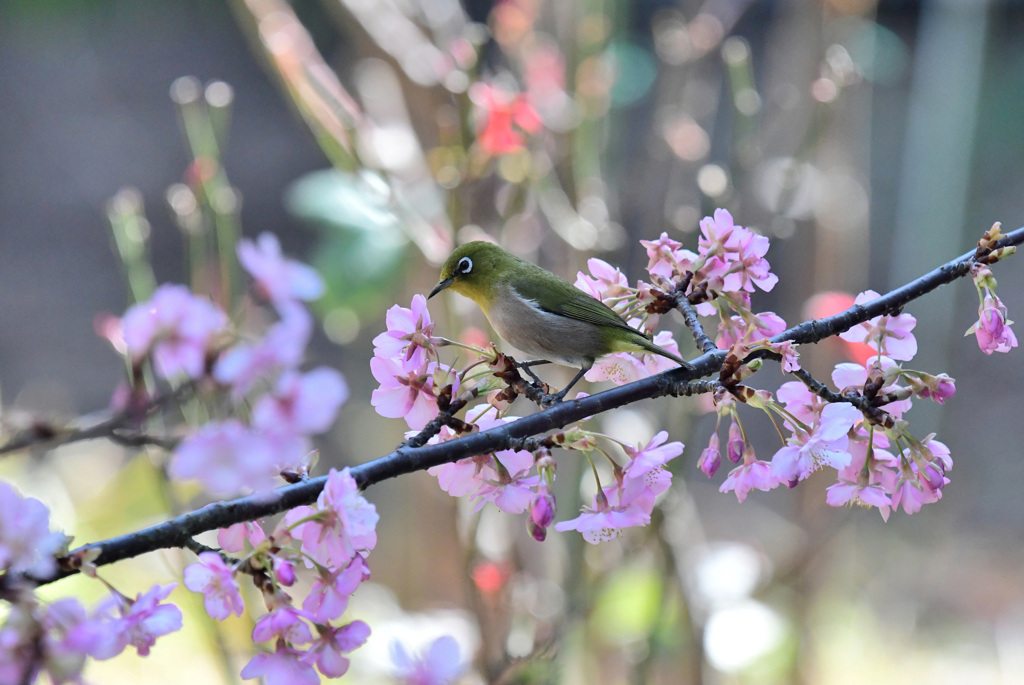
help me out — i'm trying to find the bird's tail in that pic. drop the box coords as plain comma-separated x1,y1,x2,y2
634,334,695,371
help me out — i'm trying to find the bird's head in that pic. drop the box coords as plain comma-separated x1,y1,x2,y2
428,241,517,307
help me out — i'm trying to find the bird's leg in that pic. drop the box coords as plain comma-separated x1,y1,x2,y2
515,359,551,385
546,364,590,405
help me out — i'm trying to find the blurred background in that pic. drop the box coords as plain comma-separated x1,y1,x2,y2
2,0,1024,683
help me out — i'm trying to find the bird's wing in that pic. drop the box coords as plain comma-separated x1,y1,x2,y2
509,273,644,336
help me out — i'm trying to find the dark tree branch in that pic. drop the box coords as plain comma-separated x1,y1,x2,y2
15,225,1024,588
0,381,196,456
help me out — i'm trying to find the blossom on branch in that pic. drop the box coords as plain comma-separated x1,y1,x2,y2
839,289,918,361
183,552,245,621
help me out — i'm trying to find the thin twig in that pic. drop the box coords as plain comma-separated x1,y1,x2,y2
0,381,196,456
674,297,717,353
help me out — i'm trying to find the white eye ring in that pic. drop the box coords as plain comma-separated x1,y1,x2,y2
457,256,473,274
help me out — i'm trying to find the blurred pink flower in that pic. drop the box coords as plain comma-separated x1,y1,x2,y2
94,583,182,658
241,645,319,685
238,233,325,306
0,482,67,577
252,367,349,435
252,606,312,645
303,620,371,679
391,634,465,685
121,284,226,379
171,419,279,495
303,556,368,623
214,303,313,398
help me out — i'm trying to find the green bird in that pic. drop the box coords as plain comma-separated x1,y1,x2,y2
428,241,694,400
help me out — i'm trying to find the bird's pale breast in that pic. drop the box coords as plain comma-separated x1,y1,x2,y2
485,283,607,366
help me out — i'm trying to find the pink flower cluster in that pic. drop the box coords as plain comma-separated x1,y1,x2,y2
371,295,457,430
118,233,351,496
427,407,537,516
0,482,68,578
0,573,182,679
555,432,684,543
183,468,377,683
701,295,956,519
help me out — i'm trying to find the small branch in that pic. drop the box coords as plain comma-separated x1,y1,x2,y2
0,381,196,457
15,224,1024,588
674,297,718,354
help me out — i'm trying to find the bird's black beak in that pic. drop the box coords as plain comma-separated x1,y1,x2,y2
428,277,455,299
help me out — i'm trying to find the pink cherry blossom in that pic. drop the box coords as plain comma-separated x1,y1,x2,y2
585,352,648,385
370,357,440,430
621,431,683,498
839,290,918,360
241,644,319,685
288,468,379,568
184,552,245,621
716,311,787,350
303,620,371,678
719,460,781,502
723,231,778,293
825,480,891,509
0,482,67,577
890,473,941,515
238,233,325,306
217,521,267,553
252,606,313,645
640,232,698,283
303,556,369,623
373,295,438,369
968,294,1018,354
697,209,778,294
391,634,465,685
40,598,108,682
252,367,349,435
171,419,280,495
121,284,227,379
93,583,182,658
574,258,632,304
428,410,536,513
770,402,861,483
554,484,654,544
776,381,826,426
643,332,686,374
214,303,313,397
831,356,913,418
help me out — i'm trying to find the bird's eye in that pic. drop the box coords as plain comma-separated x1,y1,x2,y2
457,256,473,274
